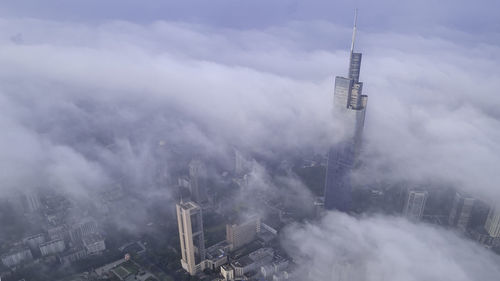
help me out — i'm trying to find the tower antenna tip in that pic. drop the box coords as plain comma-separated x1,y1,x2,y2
350,8,358,54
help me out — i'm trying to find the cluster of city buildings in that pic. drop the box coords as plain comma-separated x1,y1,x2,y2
400,189,500,248
172,12,500,280
173,149,295,279
1,191,106,270
92,255,158,281
176,199,291,280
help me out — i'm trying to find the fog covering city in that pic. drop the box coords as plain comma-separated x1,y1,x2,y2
0,1,499,281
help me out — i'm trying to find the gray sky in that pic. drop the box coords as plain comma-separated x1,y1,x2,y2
1,0,499,34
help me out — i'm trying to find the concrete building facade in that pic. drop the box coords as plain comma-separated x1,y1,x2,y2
23,233,46,251
403,190,428,221
58,246,88,265
221,264,235,281
231,248,274,277
485,205,500,237
69,218,98,242
39,239,66,256
176,201,206,275
1,247,33,267
448,192,474,232
226,216,261,250
83,233,106,254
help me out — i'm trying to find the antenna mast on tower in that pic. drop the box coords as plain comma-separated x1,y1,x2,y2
350,8,358,55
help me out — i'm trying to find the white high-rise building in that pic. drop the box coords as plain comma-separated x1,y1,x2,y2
176,201,206,275
403,190,428,221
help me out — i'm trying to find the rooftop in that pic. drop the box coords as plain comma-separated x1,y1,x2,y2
179,201,200,211
205,241,231,260
23,233,45,240
82,233,104,245
1,244,30,258
233,255,254,267
58,245,86,256
40,238,64,247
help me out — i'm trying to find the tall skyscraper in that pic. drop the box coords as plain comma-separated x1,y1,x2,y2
485,205,500,238
324,10,368,211
176,200,206,275
448,192,474,232
403,190,428,221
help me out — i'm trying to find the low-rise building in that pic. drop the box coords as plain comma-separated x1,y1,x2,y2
261,258,290,279
403,190,428,221
231,248,274,277
58,246,88,265
23,233,46,251
40,239,66,256
69,218,98,242
204,241,231,271
1,246,33,267
272,271,290,281
232,256,254,277
47,225,68,241
82,234,106,254
221,264,235,281
469,227,500,247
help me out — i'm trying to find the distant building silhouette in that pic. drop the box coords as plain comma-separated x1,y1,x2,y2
403,190,428,221
21,191,41,213
485,205,500,238
188,160,208,205
448,192,474,232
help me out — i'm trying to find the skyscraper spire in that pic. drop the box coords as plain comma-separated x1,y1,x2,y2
348,9,361,83
350,8,358,55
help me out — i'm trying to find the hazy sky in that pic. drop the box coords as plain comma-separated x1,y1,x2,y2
0,1,499,280
0,0,499,35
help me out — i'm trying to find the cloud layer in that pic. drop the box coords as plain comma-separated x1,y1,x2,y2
283,212,500,281
0,18,498,201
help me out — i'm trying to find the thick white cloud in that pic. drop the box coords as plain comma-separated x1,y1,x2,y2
283,212,500,281
0,19,339,199
0,18,498,201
